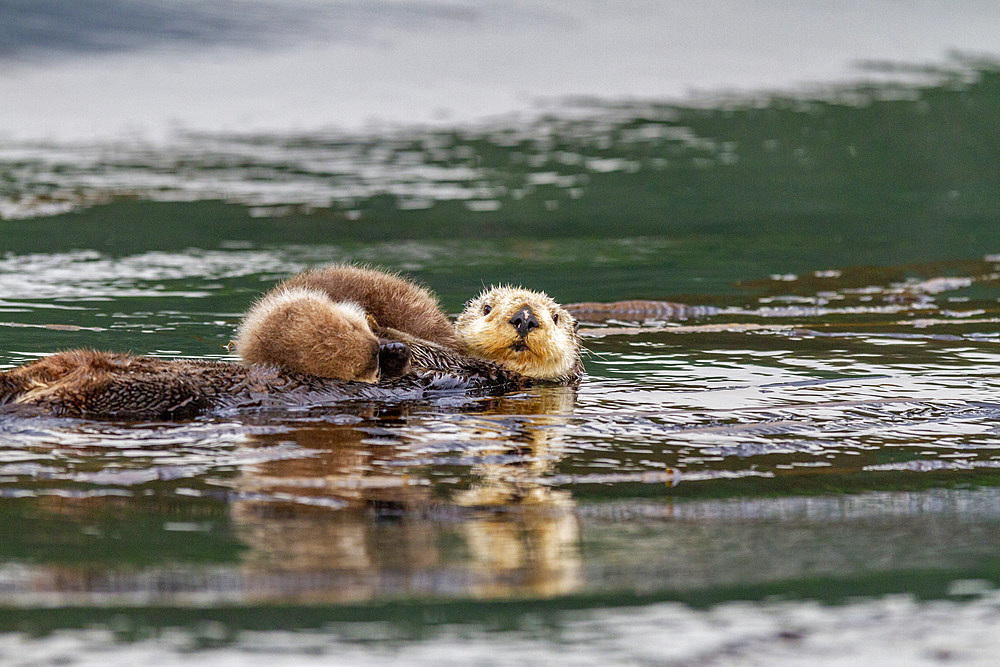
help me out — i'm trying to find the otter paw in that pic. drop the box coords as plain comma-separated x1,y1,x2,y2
378,341,411,378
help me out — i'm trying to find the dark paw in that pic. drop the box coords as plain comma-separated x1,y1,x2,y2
378,341,411,378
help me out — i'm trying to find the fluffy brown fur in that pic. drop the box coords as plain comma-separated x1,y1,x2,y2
456,286,582,382
235,287,381,382
236,266,583,383
0,278,583,419
279,264,459,349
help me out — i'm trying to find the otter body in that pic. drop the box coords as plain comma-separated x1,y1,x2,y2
236,264,582,383
234,265,460,382
235,287,384,382
0,348,522,420
0,265,583,420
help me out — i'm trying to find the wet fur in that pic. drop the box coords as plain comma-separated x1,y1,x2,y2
235,287,380,381
239,265,582,382
0,350,220,419
0,349,516,420
456,286,582,382
279,264,459,349
0,267,583,420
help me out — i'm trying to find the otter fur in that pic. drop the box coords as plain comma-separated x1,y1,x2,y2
456,286,582,383
235,287,383,382
277,264,459,349
0,266,582,420
0,349,519,420
237,264,582,383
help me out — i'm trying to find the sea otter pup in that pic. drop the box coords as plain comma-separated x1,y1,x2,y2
277,264,459,349
234,286,412,382
236,287,381,381
234,264,457,381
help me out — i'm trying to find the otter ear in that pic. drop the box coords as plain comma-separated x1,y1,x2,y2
464,299,473,310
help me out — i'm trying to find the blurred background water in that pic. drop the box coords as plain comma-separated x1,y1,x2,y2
3,1,1000,664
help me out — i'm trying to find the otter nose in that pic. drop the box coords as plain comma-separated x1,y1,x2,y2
509,305,539,338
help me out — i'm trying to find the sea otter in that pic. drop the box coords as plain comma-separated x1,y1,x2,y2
234,286,410,382
0,349,496,420
237,264,582,383
456,285,582,383
0,266,582,420
234,264,459,382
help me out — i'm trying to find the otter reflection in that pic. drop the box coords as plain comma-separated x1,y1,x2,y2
230,390,581,601
451,387,580,598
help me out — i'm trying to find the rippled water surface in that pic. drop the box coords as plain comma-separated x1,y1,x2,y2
5,3,1000,663
5,245,1000,662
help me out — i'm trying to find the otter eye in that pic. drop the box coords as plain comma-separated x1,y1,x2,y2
552,313,559,325
483,304,492,315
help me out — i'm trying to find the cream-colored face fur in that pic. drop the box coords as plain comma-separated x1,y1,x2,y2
455,286,580,380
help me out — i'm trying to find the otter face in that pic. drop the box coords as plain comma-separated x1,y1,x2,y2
455,286,580,380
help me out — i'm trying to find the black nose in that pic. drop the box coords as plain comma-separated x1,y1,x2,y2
509,305,539,338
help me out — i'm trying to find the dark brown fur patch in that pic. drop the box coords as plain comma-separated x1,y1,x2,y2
3,350,213,419
0,368,29,403
1,346,526,420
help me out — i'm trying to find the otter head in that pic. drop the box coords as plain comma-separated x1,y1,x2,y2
236,287,396,382
455,286,580,381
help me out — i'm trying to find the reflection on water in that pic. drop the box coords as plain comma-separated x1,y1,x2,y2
224,388,582,601
0,387,584,605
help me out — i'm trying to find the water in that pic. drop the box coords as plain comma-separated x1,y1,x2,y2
4,1,1000,141
4,2,1000,664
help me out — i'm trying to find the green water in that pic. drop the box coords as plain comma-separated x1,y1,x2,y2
3,57,1000,663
